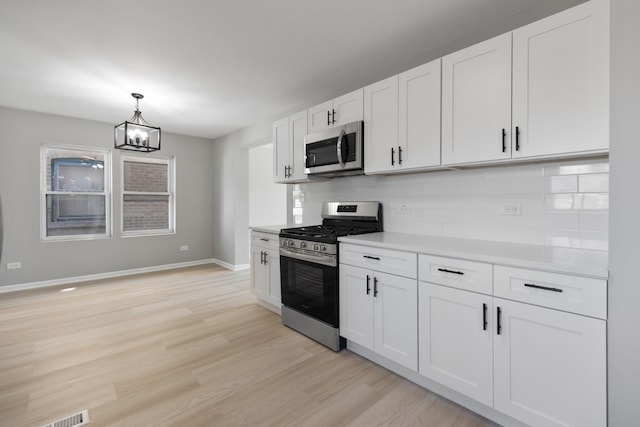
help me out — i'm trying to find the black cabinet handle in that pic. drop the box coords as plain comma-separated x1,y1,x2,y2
260,238,269,242
437,268,464,275
366,275,371,295
260,251,264,264
391,147,395,166
363,255,381,261
483,303,488,331
502,128,506,153
327,110,331,126
497,307,502,335
515,126,520,151
373,277,378,297
398,146,403,165
332,109,336,124
524,283,563,293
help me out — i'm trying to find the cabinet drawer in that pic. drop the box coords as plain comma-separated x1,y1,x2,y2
251,231,280,250
340,244,417,279
418,254,493,295
494,266,607,319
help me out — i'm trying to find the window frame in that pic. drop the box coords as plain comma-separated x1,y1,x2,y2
120,154,176,237
40,144,112,241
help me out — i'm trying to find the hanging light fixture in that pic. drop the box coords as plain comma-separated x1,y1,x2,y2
114,93,161,152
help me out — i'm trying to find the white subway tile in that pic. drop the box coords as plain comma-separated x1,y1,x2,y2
549,175,578,193
579,212,609,232
579,174,609,193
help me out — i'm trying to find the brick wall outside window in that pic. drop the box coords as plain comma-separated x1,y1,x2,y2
122,157,173,234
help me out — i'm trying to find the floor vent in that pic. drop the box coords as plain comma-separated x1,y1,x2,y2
40,410,89,427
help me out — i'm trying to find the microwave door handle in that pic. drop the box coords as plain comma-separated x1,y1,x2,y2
336,129,346,168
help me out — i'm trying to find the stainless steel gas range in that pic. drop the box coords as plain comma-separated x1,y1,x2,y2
279,201,382,351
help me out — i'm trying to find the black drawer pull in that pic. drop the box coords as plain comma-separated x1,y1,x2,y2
363,255,381,261
260,238,269,242
437,268,464,275
524,283,563,293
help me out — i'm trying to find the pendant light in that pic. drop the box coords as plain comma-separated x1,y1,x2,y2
114,93,161,152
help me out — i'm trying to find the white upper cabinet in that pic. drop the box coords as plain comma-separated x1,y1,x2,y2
512,0,609,158
272,111,311,184
307,88,364,133
365,60,442,175
272,117,290,183
442,0,609,166
398,59,441,171
364,76,399,174
442,33,512,166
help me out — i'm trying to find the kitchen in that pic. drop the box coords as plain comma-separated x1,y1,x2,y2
0,0,638,426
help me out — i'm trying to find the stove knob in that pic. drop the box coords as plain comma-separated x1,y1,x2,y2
313,244,319,251
321,244,327,251
300,241,307,249
289,239,295,247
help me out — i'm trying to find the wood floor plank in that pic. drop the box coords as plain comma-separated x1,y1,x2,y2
0,264,496,427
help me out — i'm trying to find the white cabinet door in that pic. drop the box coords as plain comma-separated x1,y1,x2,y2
373,271,418,370
364,75,399,174
307,100,333,134
308,89,364,134
442,33,512,166
493,298,606,427
398,59,441,171
512,0,609,158
272,117,290,183
250,246,267,299
339,264,374,350
333,88,364,126
265,248,281,308
418,283,493,406
288,110,308,181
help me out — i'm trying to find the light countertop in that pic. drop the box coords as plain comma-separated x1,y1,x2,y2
249,224,286,234
339,232,608,279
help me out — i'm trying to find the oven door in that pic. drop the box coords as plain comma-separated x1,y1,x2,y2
280,250,338,327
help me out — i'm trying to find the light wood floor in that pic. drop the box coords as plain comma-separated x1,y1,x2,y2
0,264,495,427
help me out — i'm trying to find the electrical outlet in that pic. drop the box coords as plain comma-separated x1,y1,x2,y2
501,204,522,216
7,262,21,270
398,205,410,214
180,245,189,251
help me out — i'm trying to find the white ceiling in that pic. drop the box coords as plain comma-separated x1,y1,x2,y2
0,0,579,140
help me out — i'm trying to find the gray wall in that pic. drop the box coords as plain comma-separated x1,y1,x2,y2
210,128,268,268
608,0,640,424
0,106,217,287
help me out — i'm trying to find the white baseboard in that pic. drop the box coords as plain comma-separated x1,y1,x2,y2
0,258,250,294
212,258,250,271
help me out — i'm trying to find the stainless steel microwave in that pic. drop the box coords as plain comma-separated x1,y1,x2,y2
304,121,364,177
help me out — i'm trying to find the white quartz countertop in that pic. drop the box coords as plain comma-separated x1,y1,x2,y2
249,224,286,234
339,232,609,279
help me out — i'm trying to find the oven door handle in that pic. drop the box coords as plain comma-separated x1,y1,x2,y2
280,248,337,267
336,128,346,168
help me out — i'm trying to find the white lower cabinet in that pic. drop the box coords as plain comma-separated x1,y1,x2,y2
418,283,494,406
493,298,606,427
250,231,281,313
340,264,418,370
341,242,607,426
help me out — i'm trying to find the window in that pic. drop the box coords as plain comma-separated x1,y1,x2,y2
121,155,175,235
41,145,111,240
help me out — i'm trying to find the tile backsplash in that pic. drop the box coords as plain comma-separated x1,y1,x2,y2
292,157,609,251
